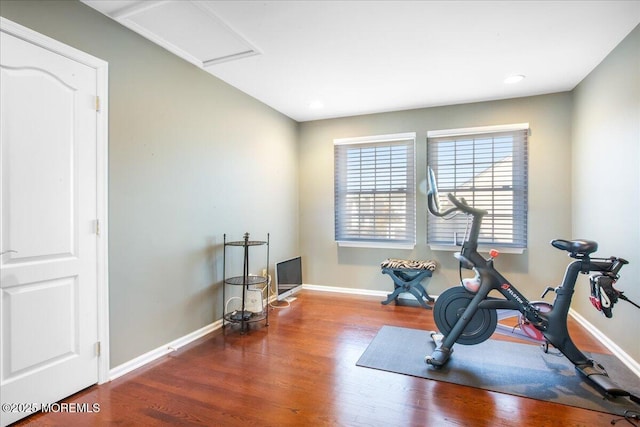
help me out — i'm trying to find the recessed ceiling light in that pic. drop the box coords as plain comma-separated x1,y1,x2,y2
504,74,526,84
309,100,324,109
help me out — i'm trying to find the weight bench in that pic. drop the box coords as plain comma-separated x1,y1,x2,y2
380,258,437,309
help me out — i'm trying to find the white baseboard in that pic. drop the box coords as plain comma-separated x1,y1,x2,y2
109,319,223,381
302,283,426,302
569,308,640,377
302,283,388,297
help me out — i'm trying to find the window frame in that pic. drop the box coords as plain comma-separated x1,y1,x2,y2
334,132,417,249
427,123,529,254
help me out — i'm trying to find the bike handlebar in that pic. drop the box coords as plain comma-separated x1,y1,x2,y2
447,193,489,217
427,167,489,218
608,257,629,276
427,190,488,218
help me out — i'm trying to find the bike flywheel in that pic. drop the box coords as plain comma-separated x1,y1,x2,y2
433,286,498,345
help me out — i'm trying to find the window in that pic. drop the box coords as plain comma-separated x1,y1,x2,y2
334,133,416,248
427,124,528,252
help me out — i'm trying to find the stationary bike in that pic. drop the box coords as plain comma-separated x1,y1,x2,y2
425,168,640,404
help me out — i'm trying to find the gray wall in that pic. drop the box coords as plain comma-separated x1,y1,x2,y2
299,94,574,300
571,24,639,362
0,1,300,367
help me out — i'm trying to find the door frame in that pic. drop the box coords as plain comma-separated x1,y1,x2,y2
0,17,110,384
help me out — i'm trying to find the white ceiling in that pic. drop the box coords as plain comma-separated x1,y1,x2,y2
82,0,640,122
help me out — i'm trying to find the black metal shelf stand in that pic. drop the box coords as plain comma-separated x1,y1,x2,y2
222,232,270,333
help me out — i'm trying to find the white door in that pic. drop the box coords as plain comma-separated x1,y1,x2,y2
0,26,101,426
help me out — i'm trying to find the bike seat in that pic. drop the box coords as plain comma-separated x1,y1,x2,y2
551,239,598,257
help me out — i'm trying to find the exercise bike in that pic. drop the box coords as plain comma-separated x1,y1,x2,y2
425,167,640,405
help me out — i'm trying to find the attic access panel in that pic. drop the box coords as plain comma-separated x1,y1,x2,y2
84,0,260,67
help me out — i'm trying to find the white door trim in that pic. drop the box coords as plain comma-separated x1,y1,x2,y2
0,17,110,384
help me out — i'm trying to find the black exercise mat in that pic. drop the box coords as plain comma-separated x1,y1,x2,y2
356,325,640,415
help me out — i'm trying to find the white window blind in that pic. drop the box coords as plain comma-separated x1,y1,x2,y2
334,133,416,248
427,124,528,250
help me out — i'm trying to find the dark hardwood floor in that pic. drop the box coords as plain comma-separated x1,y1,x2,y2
13,290,627,426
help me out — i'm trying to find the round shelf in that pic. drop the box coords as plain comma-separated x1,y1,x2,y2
223,310,267,324
224,275,268,286
226,240,267,247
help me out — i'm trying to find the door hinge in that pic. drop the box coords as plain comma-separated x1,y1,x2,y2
95,95,100,112
95,219,100,236
95,341,101,357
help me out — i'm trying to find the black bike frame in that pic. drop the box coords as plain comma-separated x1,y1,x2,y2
426,177,639,402
432,192,622,368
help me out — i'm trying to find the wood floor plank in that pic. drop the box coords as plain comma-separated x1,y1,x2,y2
12,290,624,426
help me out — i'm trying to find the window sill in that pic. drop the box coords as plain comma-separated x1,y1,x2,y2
429,244,525,254
337,241,415,250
